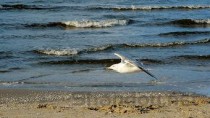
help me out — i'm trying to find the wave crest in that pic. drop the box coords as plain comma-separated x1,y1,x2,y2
62,19,129,28
35,48,79,56
34,45,113,56
193,19,210,24
124,38,210,48
34,39,210,56
27,19,131,28
90,5,210,11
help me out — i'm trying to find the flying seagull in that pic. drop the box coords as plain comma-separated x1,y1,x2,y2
108,53,158,80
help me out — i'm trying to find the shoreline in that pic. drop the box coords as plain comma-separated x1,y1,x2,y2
0,89,210,118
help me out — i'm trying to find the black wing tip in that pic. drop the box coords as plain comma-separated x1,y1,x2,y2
140,67,158,80
147,72,158,80
152,75,158,80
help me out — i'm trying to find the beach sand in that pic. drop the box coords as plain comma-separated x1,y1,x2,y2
0,89,209,118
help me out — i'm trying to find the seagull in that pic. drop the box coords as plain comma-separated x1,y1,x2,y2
108,53,158,80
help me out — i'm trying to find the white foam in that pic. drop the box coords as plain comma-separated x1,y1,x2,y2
1,82,20,86
62,19,129,28
103,5,210,10
38,48,78,56
182,5,210,9
194,19,210,24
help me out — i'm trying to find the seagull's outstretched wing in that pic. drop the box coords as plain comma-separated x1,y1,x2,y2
114,53,158,80
114,53,137,66
114,53,125,62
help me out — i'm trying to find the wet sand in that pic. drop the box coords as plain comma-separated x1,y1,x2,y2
0,89,209,118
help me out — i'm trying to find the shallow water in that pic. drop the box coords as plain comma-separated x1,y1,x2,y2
0,0,210,96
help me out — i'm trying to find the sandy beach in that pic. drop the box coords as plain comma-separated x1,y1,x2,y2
1,0,210,118
0,89,209,118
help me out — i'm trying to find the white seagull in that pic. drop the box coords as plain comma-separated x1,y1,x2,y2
108,53,158,80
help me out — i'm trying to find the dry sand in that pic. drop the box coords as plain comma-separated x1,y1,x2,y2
0,89,209,118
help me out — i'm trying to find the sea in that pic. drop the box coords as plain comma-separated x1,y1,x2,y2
0,0,210,96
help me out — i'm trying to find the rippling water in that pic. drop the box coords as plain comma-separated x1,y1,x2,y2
0,0,210,96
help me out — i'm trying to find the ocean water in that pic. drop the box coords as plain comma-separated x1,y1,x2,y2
0,0,210,96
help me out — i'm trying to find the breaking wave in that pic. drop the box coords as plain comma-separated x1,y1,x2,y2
26,19,132,28
0,81,22,86
89,5,210,11
34,45,112,56
34,48,79,56
34,38,210,56
122,38,210,48
62,19,130,28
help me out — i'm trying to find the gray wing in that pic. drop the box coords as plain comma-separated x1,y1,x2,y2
114,53,158,80
135,62,158,80
114,53,136,66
